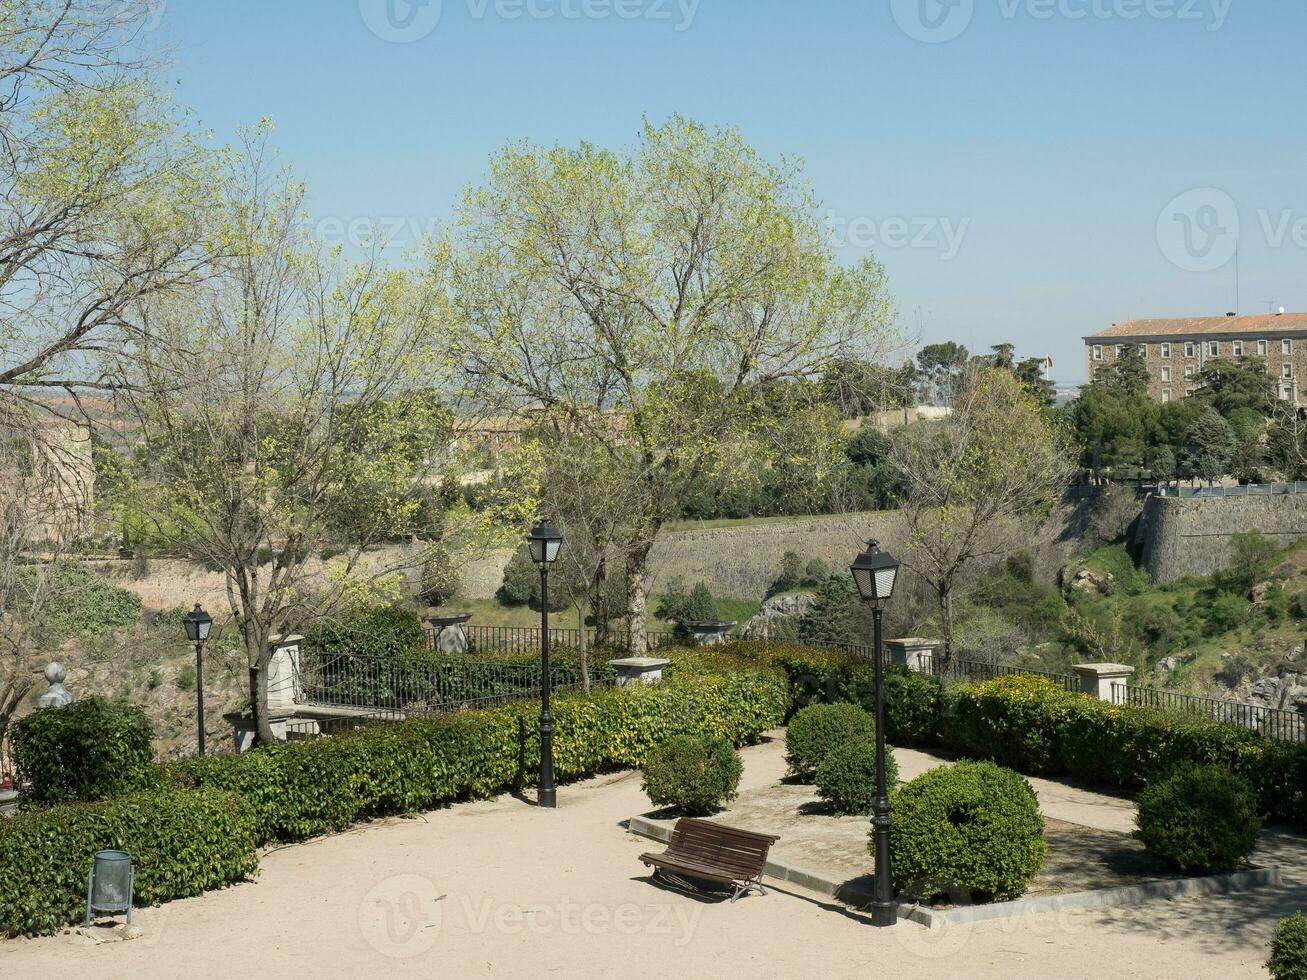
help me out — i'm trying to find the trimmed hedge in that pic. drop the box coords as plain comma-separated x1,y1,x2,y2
0,788,258,937
815,738,898,815
889,761,1046,902
1136,764,1262,874
167,671,787,844
785,703,875,778
937,675,1307,828
12,698,159,806
1268,912,1307,980
641,735,743,815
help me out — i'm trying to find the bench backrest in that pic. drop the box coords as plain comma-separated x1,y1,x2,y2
666,818,779,879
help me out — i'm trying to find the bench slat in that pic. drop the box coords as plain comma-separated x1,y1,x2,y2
639,818,779,894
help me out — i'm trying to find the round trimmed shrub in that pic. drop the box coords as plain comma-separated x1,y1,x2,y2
1135,763,1262,874
641,735,742,816
889,761,1046,902
11,698,158,806
1268,912,1307,980
785,702,875,778
814,738,898,814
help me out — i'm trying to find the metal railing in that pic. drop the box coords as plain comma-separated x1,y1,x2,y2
449,624,679,655
934,657,1080,692
1162,481,1307,499
1113,683,1305,742
297,649,615,717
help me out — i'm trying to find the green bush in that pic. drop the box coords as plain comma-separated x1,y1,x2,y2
0,787,259,937
166,671,787,844
774,551,805,593
814,738,898,814
419,546,462,606
1135,764,1262,874
641,735,742,815
785,702,875,778
25,563,141,641
304,604,426,659
889,761,1046,902
11,698,158,806
804,558,831,585
1268,912,1307,980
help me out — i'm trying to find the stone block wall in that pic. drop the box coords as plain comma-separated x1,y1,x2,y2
1137,493,1307,583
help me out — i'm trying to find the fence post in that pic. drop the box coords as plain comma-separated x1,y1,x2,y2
1071,663,1135,701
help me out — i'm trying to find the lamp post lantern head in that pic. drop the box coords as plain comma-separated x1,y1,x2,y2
182,603,213,644
527,521,563,565
850,539,899,604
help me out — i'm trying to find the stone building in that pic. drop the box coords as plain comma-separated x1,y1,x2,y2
1083,312,1307,405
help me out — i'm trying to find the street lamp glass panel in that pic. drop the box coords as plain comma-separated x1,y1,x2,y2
850,540,900,602
527,522,563,565
183,604,213,643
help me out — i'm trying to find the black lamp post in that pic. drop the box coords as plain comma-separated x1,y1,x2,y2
850,539,900,927
528,521,563,808
181,603,213,757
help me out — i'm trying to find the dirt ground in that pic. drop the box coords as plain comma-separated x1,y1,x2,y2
3,736,1305,979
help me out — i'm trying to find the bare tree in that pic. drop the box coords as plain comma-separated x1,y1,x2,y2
891,367,1074,665
115,137,461,745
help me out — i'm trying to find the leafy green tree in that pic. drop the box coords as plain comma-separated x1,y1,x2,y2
797,574,869,646
892,368,1074,664
1067,383,1158,474
1229,440,1268,485
444,117,895,654
840,425,906,510
1015,357,1055,409
1185,406,1235,481
916,342,969,405
1093,344,1151,396
1150,446,1177,486
1193,357,1275,418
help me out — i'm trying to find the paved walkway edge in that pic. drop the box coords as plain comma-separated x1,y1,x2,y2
626,814,1287,929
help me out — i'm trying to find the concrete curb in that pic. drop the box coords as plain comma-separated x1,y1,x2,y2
626,814,1286,928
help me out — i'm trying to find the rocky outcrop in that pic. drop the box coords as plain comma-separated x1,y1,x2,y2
1058,563,1115,596
741,593,815,640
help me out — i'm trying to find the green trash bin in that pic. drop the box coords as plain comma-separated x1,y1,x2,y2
85,849,134,925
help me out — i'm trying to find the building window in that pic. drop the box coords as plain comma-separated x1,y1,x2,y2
1184,363,1195,378
1259,339,1268,356
1185,342,1196,358
1233,340,1243,356
1284,339,1293,355
1161,366,1171,382
1208,341,1219,357
1114,344,1123,357
1161,342,1171,358
1186,387,1195,397
1162,390,1172,403
1092,345,1102,361
1141,344,1148,358
1285,363,1294,379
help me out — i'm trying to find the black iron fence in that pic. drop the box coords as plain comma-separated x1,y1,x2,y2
1113,683,1305,742
444,624,679,656
298,649,616,717
933,657,1080,692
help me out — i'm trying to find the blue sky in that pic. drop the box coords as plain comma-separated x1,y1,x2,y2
149,0,1306,383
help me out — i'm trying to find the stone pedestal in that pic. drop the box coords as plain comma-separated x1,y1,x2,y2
36,661,75,708
267,634,303,710
426,613,472,655
884,638,940,673
1072,662,1135,701
608,657,671,688
686,621,737,646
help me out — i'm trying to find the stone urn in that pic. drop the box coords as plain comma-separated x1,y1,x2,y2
685,620,737,646
426,612,472,654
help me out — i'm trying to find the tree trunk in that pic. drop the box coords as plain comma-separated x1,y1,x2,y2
576,603,590,692
937,583,955,668
246,631,277,746
593,555,609,646
627,546,652,657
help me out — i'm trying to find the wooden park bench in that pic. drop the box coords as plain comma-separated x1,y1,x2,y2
639,818,780,902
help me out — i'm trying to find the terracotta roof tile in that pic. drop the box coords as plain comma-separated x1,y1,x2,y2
1086,314,1307,340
